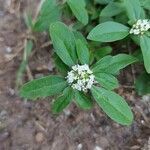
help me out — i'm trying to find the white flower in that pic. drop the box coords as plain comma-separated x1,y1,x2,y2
129,19,150,35
67,71,75,83
72,83,82,91
72,65,78,71
66,64,95,92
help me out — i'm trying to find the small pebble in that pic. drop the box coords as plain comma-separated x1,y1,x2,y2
47,62,54,71
0,11,4,16
130,145,140,150
64,110,71,116
94,146,103,150
142,95,150,102
90,113,95,121
77,143,83,150
35,132,44,143
35,73,44,79
141,120,144,124
23,101,33,109
0,121,6,130
0,110,7,120
5,47,12,53
8,88,15,95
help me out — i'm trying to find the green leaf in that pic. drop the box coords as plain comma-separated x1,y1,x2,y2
140,35,150,73
114,12,129,24
51,35,75,67
95,0,113,4
49,22,77,66
73,31,88,46
94,46,112,60
124,0,141,22
24,40,33,58
92,54,138,74
87,21,129,42
73,21,85,30
100,2,124,18
92,55,112,70
135,72,150,95
33,0,61,32
91,86,133,125
67,0,88,25
52,87,73,113
102,54,138,74
53,53,69,75
139,8,146,19
95,73,119,90
74,90,93,110
20,75,67,99
99,16,113,24
133,49,143,62
24,12,33,29
130,34,140,46
76,39,90,64
140,0,150,10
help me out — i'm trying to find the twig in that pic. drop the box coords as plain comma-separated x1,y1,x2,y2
135,105,150,125
26,65,33,80
40,41,52,48
32,0,45,23
35,121,47,132
121,85,135,89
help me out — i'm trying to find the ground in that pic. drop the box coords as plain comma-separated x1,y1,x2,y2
0,0,150,150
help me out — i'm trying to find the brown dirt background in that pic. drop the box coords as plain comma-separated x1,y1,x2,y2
0,0,150,150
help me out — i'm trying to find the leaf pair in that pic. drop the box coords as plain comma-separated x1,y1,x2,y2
92,54,137,92
50,22,90,67
53,89,93,113
50,22,77,67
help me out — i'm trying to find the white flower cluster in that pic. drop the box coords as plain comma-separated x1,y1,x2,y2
129,19,150,35
66,64,95,92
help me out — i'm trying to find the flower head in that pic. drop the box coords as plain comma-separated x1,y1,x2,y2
129,19,150,35
66,64,95,92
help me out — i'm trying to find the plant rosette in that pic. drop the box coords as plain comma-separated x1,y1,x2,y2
20,22,138,126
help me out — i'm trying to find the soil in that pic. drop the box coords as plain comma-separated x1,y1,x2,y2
0,0,150,150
